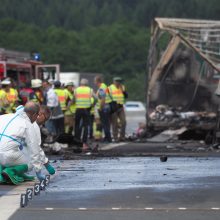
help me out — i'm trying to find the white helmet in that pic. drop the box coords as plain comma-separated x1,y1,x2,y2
31,79,42,88
65,82,74,87
1,78,11,85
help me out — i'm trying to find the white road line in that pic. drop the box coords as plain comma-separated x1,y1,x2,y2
112,207,121,210
0,188,21,220
45,207,54,210
144,208,154,210
211,208,220,210
101,143,127,151
78,208,87,210
178,207,187,210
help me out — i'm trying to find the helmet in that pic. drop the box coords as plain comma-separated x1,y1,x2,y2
31,79,42,88
1,78,11,85
65,82,74,87
113,77,123,82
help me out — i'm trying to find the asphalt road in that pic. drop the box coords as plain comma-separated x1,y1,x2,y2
9,157,220,220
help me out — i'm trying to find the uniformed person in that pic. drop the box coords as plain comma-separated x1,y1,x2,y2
1,78,18,113
108,77,128,142
73,78,97,151
30,79,44,104
64,82,76,134
54,81,69,113
94,75,112,143
0,82,9,114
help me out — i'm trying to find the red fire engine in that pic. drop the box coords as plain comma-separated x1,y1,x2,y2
0,48,42,85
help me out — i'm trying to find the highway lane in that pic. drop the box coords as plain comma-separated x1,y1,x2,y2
9,157,220,220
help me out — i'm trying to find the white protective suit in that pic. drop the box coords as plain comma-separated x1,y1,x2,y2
32,122,48,165
0,109,42,172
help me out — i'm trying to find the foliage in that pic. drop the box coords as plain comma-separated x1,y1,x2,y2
0,0,220,101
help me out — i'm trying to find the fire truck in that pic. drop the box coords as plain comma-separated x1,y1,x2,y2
0,47,99,89
0,48,45,86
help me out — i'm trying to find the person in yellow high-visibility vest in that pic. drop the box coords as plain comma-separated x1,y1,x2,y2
64,82,76,134
54,81,68,113
73,78,97,151
108,77,128,142
30,79,44,104
0,83,9,114
1,78,18,113
94,75,112,143
88,97,95,139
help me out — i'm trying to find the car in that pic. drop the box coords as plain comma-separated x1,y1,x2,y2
125,101,146,112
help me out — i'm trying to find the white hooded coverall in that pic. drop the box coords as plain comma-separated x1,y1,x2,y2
32,122,48,165
0,110,42,172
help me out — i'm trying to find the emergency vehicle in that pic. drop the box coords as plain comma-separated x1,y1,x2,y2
0,48,44,86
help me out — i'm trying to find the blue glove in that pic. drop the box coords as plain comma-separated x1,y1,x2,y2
44,163,56,175
36,171,46,181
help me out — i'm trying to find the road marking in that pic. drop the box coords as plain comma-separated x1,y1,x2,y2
101,143,127,151
78,208,87,210
178,207,187,210
0,187,21,220
112,207,121,210
15,207,220,212
45,208,54,210
144,208,154,210
211,208,220,210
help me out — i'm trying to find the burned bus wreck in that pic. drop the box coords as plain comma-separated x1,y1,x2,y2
146,18,220,144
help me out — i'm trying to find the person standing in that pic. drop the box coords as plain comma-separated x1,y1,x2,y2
94,75,112,143
30,79,44,104
1,78,18,113
42,80,64,141
0,81,9,115
64,82,76,134
108,77,128,142
74,78,96,151
54,80,69,113
19,82,33,105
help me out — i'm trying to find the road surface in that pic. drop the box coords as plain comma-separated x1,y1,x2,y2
3,156,220,220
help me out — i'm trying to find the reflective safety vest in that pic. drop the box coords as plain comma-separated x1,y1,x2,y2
5,88,18,112
30,90,43,104
75,86,92,109
108,84,125,105
0,89,8,112
64,89,76,115
54,89,68,111
36,90,44,104
0,89,6,100
96,83,112,109
6,88,18,103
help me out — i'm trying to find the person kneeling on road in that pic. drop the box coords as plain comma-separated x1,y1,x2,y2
0,102,55,185
13,104,55,181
